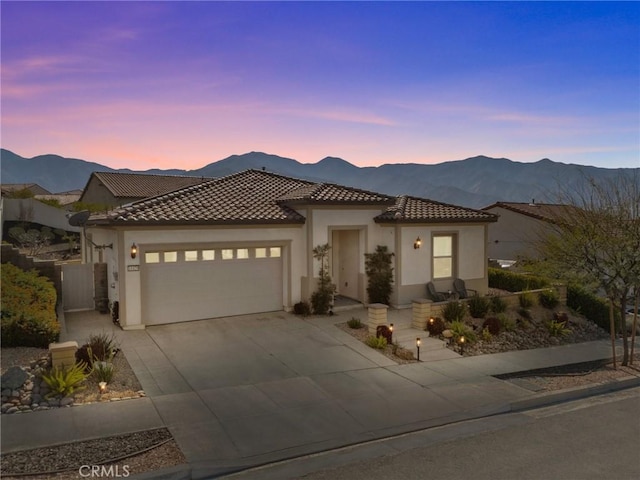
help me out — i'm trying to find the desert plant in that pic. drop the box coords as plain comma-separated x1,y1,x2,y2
310,244,336,315
468,294,490,318
539,289,560,309
518,307,532,320
92,361,115,384
481,327,492,342
42,362,88,398
488,268,550,292
498,313,517,332
347,317,363,329
76,332,117,368
554,311,569,323
365,335,387,349
519,292,535,308
448,320,477,343
442,301,467,323
489,295,508,314
426,317,446,336
546,320,571,337
365,245,394,304
482,316,502,335
293,301,311,316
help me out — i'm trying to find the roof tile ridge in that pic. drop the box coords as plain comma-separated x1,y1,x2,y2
405,194,495,216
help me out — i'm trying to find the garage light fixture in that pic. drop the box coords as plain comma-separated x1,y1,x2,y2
130,243,138,259
414,237,422,249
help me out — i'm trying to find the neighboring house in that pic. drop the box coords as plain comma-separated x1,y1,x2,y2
482,201,574,263
35,189,83,208
79,171,212,207
1,183,52,196
84,169,497,329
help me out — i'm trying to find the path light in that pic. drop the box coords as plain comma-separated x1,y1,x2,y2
99,382,107,394
416,337,421,361
414,237,422,249
389,323,394,343
130,243,138,259
459,335,465,355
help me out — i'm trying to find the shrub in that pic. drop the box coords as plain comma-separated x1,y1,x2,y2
76,332,117,368
539,289,560,309
311,244,336,315
488,268,550,292
442,301,467,323
499,313,517,332
468,294,490,318
518,307,532,320
364,245,394,305
481,327,492,342
519,292,535,309
567,285,617,331
489,295,508,314
365,335,387,349
293,301,311,316
92,361,115,384
546,320,571,337
347,317,363,329
482,316,502,335
449,320,476,343
42,362,88,398
426,317,446,336
1,263,60,348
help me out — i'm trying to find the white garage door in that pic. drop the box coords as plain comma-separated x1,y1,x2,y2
142,246,283,325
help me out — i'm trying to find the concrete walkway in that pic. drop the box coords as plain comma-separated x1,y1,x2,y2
1,307,638,480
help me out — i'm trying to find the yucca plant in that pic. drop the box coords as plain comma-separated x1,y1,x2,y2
42,362,88,398
365,335,387,349
546,320,571,337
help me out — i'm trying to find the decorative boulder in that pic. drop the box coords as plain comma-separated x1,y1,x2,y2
1,366,29,391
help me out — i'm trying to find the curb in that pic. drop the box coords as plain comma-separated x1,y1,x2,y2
509,375,640,412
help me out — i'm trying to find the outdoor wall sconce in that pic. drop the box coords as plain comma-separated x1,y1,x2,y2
416,337,421,361
130,243,138,259
414,237,422,249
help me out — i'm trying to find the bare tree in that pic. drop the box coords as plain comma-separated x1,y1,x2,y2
534,172,640,366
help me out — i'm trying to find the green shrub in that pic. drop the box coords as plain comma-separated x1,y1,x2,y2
468,294,490,318
76,332,117,369
481,327,492,342
518,307,532,320
449,320,477,343
489,295,508,313
311,244,336,315
546,320,571,337
347,317,363,329
442,301,467,323
499,314,517,332
365,335,387,349
488,268,550,292
92,361,115,384
42,362,88,398
1,263,60,348
427,317,446,336
482,316,501,335
519,292,535,309
365,245,394,305
539,289,560,309
293,301,311,316
567,285,617,331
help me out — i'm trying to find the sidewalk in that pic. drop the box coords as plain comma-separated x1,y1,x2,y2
1,309,638,480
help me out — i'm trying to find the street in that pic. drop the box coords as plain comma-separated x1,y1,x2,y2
229,387,640,480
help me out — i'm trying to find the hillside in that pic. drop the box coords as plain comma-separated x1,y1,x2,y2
1,149,636,208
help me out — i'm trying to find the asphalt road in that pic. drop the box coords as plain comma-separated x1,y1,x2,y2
229,387,640,480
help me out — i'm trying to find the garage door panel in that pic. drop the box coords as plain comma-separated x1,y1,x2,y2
143,249,283,325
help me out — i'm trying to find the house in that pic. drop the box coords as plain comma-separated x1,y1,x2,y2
1,183,52,196
83,169,497,329
482,201,575,263
35,189,83,208
79,171,212,207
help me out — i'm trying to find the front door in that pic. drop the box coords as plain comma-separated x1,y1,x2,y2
332,230,360,300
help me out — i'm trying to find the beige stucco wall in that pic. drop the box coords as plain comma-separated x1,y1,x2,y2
485,206,550,261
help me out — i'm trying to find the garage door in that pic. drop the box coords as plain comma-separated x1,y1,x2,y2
142,246,283,325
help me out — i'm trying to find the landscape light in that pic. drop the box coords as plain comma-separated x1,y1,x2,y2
416,337,421,361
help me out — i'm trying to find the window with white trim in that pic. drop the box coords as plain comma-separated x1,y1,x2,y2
432,234,455,279
145,252,160,264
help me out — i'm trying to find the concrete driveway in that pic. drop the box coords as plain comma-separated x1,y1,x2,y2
62,309,533,475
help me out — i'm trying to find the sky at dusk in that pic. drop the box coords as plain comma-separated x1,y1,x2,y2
2,1,639,171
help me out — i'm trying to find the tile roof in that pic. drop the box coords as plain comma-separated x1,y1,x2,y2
375,196,498,224
90,172,211,199
89,169,497,226
482,202,575,223
92,170,313,225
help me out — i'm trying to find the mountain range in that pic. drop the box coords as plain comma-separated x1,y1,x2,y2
1,148,637,208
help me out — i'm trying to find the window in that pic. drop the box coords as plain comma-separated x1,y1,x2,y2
145,252,160,264
270,247,281,258
185,250,198,262
433,235,455,279
255,248,267,258
236,248,249,259
202,250,215,261
221,249,234,260
164,251,178,263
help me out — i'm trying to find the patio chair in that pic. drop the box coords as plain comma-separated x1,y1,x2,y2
426,282,448,302
453,278,477,299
